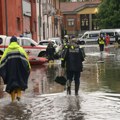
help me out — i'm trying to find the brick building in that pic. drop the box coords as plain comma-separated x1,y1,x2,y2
60,0,101,36
38,0,61,40
0,0,37,41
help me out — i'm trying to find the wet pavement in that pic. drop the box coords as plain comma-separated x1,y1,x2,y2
0,45,120,120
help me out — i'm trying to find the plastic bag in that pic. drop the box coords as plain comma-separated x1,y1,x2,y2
54,67,67,86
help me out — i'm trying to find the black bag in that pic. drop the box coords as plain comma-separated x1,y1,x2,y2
55,76,67,86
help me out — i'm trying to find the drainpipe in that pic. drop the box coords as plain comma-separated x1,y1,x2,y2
39,0,41,41
5,0,8,35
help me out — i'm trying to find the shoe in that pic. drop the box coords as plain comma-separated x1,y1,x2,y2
75,92,78,96
16,97,21,101
75,91,79,96
67,86,71,95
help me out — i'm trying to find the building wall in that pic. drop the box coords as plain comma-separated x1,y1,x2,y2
76,14,80,31
0,0,23,36
31,1,37,41
55,0,61,37
0,0,37,41
63,14,77,35
62,7,99,36
5,0,22,36
0,0,4,34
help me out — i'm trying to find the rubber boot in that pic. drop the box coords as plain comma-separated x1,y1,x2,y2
10,90,16,102
75,84,79,96
67,80,71,95
16,88,21,101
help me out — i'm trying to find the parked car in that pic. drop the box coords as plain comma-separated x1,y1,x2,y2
0,35,46,57
77,30,100,45
38,39,62,58
100,29,120,44
48,37,62,45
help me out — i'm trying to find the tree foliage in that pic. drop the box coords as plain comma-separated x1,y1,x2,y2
60,0,71,2
60,0,91,2
97,0,120,29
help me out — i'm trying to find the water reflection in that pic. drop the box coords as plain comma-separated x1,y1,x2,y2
63,96,85,120
81,45,120,94
0,45,120,120
0,102,32,120
27,62,64,96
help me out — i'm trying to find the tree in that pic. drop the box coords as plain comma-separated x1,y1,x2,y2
60,0,97,2
97,0,120,29
60,0,71,2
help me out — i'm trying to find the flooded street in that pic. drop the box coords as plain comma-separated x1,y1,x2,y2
0,45,120,120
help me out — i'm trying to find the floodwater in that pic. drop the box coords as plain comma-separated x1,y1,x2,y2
0,45,120,120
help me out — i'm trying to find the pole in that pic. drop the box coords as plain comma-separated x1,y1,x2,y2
39,0,41,41
5,0,8,35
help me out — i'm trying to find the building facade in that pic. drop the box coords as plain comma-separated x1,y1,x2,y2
36,0,62,41
0,0,37,41
60,0,101,36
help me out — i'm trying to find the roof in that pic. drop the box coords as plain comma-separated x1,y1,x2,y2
60,1,101,13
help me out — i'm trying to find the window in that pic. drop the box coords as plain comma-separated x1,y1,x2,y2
89,33,99,38
101,32,114,38
17,17,21,31
116,32,120,37
83,34,88,39
22,39,32,46
92,14,99,30
67,19,74,26
106,32,114,38
80,14,89,30
0,38,3,44
39,41,54,46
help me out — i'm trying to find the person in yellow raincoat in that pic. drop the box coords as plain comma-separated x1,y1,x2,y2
0,36,31,102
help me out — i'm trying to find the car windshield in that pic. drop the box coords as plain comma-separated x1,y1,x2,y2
117,32,120,37
101,32,114,38
29,39,38,46
49,37,62,44
39,41,54,46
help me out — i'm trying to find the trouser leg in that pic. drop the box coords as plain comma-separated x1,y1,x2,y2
66,80,71,95
74,72,81,95
66,71,73,95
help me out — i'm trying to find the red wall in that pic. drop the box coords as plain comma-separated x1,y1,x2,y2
7,0,23,36
0,0,37,41
0,0,6,35
31,1,37,41
0,0,3,34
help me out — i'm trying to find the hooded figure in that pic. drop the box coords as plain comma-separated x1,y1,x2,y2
0,36,31,102
46,41,55,61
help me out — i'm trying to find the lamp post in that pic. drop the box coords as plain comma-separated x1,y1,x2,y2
5,0,8,35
